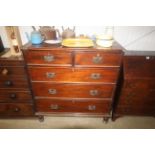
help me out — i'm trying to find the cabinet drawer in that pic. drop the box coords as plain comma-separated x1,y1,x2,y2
0,59,24,67
32,83,114,99
36,99,110,114
0,77,29,89
28,67,119,83
0,103,34,116
0,67,26,77
75,52,122,67
0,90,32,103
25,50,72,66
124,56,155,79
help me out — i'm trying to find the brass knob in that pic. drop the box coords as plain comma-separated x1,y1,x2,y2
89,90,98,96
88,105,96,111
9,93,17,99
44,55,54,62
46,72,55,78
13,107,20,112
2,68,9,75
50,104,59,110
4,80,13,86
48,89,57,95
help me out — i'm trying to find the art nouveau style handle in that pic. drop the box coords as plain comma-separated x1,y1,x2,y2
44,55,54,62
48,89,57,95
46,72,56,78
88,105,96,111
89,90,99,96
50,104,59,110
90,73,101,80
92,54,103,64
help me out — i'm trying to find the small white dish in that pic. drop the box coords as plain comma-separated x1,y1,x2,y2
44,39,61,44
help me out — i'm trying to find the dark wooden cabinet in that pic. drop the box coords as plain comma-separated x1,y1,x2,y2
115,52,155,118
0,55,34,117
22,42,123,121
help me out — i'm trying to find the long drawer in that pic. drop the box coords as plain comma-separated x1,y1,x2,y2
28,67,119,83
75,52,122,67
36,99,110,114
0,103,34,116
0,90,32,103
32,83,115,99
25,50,72,66
0,67,26,76
0,76,29,89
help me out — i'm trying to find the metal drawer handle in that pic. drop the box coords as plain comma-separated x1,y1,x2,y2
90,73,101,80
48,89,57,95
89,90,99,96
44,55,54,62
92,55,103,64
50,104,59,110
88,105,96,111
4,80,13,86
2,68,9,75
46,72,56,78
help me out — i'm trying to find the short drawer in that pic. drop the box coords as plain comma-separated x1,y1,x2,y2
28,67,120,83
36,99,110,114
0,59,24,67
0,90,32,103
0,77,29,89
32,83,115,99
0,67,26,76
75,52,122,67
124,56,155,79
25,50,72,66
0,103,34,116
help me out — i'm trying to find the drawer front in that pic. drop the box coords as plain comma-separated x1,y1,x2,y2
0,103,34,116
36,99,110,114
32,83,114,99
116,105,155,116
25,50,72,66
28,67,119,83
0,90,32,103
0,60,24,67
75,52,122,67
0,77,29,89
124,56,155,78
0,67,26,77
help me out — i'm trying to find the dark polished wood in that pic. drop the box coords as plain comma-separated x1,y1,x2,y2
22,42,124,119
0,55,34,117
115,53,155,118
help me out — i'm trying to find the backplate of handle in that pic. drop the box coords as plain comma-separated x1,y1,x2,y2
46,72,56,78
50,104,59,110
48,89,57,95
92,55,103,64
9,93,17,99
4,80,13,86
89,90,99,96
90,73,101,80
44,55,54,62
88,105,96,111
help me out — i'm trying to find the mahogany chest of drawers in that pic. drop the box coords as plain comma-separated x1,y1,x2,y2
115,51,155,118
22,42,123,121
0,55,34,117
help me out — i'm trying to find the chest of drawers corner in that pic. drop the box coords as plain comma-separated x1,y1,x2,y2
0,56,34,117
22,43,123,120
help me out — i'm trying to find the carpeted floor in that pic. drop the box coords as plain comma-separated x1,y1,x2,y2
0,116,155,129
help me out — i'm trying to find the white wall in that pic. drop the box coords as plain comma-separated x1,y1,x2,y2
1,26,155,51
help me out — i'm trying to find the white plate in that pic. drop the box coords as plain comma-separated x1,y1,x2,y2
44,40,61,44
